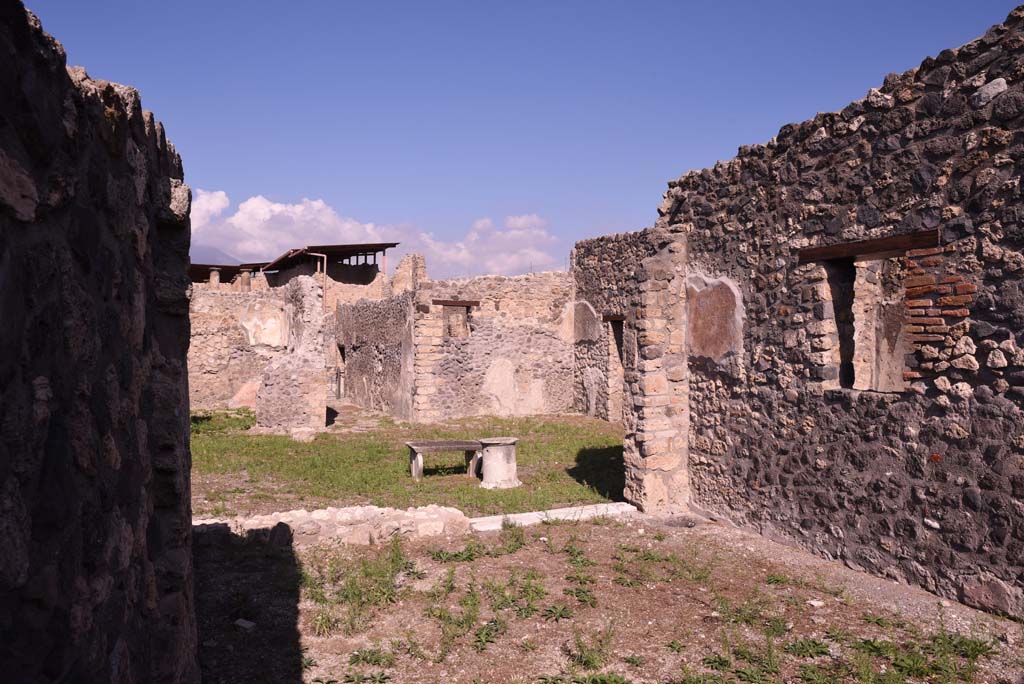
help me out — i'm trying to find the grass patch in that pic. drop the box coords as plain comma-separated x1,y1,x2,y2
192,413,623,517
191,408,256,434
612,544,713,587
484,569,547,617
426,579,483,660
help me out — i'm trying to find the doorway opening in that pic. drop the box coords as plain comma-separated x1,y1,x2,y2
335,343,346,399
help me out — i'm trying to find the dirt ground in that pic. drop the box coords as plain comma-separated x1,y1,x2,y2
194,515,1023,684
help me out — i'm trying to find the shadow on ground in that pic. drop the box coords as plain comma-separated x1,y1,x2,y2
193,522,303,684
568,444,625,500
190,413,213,429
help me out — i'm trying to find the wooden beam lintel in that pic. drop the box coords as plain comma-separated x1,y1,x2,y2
797,229,939,264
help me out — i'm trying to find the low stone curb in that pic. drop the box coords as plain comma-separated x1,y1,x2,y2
468,501,638,532
193,504,469,546
191,501,639,547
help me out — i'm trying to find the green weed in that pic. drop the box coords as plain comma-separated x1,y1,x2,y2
701,653,731,670
473,618,507,652
564,586,597,608
784,638,829,658
566,624,614,670
348,647,395,668
543,604,573,622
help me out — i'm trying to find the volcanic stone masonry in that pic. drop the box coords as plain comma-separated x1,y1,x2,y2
0,4,198,683
573,7,1024,618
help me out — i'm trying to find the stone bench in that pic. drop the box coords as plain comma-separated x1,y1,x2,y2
405,440,483,482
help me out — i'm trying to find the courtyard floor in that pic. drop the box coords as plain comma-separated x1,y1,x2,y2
190,410,1022,683
194,515,1023,684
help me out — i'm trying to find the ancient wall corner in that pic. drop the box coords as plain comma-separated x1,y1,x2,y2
391,252,427,294
625,237,690,513
656,6,1024,618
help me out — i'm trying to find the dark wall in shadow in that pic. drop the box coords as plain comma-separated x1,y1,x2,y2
193,522,303,684
568,445,625,501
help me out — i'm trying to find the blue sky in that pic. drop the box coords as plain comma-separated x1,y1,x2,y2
28,0,1018,275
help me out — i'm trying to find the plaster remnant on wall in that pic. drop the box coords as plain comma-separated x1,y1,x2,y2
573,300,603,342
239,299,289,347
482,357,546,415
685,274,743,363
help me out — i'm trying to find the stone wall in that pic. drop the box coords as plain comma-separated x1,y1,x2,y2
335,292,416,420
411,272,575,422
571,231,657,421
574,230,691,510
335,267,575,422
324,263,388,312
188,288,289,409
189,273,329,428
255,275,328,432
0,5,198,681
391,253,426,294
194,504,469,547
575,7,1024,618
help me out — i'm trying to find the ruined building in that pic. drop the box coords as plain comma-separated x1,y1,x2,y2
188,242,396,434
190,245,577,426
0,4,198,681
574,9,1024,617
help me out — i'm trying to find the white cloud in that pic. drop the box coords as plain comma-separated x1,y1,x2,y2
190,189,230,234
504,213,546,231
415,215,559,277
189,189,562,278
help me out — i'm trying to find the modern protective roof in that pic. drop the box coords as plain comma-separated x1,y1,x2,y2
263,243,399,272
189,242,399,282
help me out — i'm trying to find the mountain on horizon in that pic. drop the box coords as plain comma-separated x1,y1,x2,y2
190,244,241,265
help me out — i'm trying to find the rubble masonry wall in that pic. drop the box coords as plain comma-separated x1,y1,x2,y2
335,292,416,421
590,7,1024,617
572,231,658,422
0,5,198,681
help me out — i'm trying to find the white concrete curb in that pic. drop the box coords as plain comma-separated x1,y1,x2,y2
469,501,638,532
